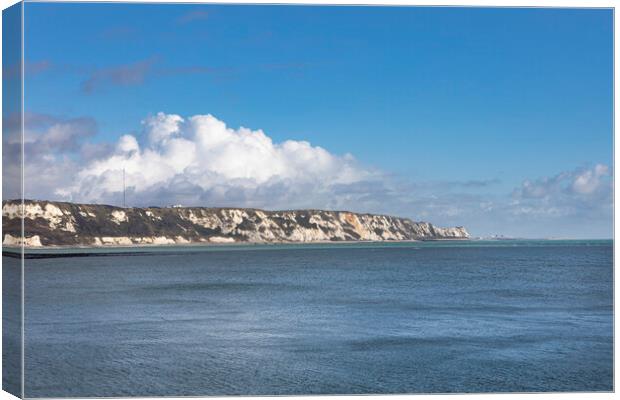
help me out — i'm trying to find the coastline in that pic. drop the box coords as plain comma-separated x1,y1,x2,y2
2,238,438,254
3,237,612,260
3,200,470,247
0,239,440,259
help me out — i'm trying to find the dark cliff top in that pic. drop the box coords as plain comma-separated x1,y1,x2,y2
4,199,423,223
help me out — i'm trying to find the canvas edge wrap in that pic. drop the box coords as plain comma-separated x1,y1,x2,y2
2,2,25,398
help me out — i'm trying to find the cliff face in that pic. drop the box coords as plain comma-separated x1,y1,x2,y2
2,200,469,247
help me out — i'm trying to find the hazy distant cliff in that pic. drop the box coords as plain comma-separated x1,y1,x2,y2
2,200,469,247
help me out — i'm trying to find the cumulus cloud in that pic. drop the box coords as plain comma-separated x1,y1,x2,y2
510,164,612,220
58,113,375,207
143,113,183,145
34,118,97,152
572,164,609,194
13,110,612,238
2,113,101,201
513,164,611,202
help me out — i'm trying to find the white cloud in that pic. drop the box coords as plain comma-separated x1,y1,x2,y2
59,112,375,207
572,163,609,194
12,111,612,238
510,164,612,221
117,134,140,153
144,112,183,145
513,164,611,202
10,114,100,201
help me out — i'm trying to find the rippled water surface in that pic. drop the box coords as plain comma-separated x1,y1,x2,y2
18,241,613,396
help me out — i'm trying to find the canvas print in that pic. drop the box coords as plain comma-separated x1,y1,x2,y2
2,2,613,398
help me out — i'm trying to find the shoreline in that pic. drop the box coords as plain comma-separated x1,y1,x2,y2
2,238,613,260
7,236,614,251
2,239,459,259
6,238,466,251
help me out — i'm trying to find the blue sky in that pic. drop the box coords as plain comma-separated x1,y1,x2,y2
18,3,613,238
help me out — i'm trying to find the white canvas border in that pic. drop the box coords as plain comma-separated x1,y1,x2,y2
0,1,615,399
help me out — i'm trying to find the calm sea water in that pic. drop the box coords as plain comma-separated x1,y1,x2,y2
14,240,614,396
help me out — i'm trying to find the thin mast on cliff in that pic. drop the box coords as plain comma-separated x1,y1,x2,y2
123,168,126,208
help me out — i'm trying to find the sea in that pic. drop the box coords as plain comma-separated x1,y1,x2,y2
3,240,614,397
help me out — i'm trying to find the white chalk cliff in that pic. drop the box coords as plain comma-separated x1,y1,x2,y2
2,200,469,247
